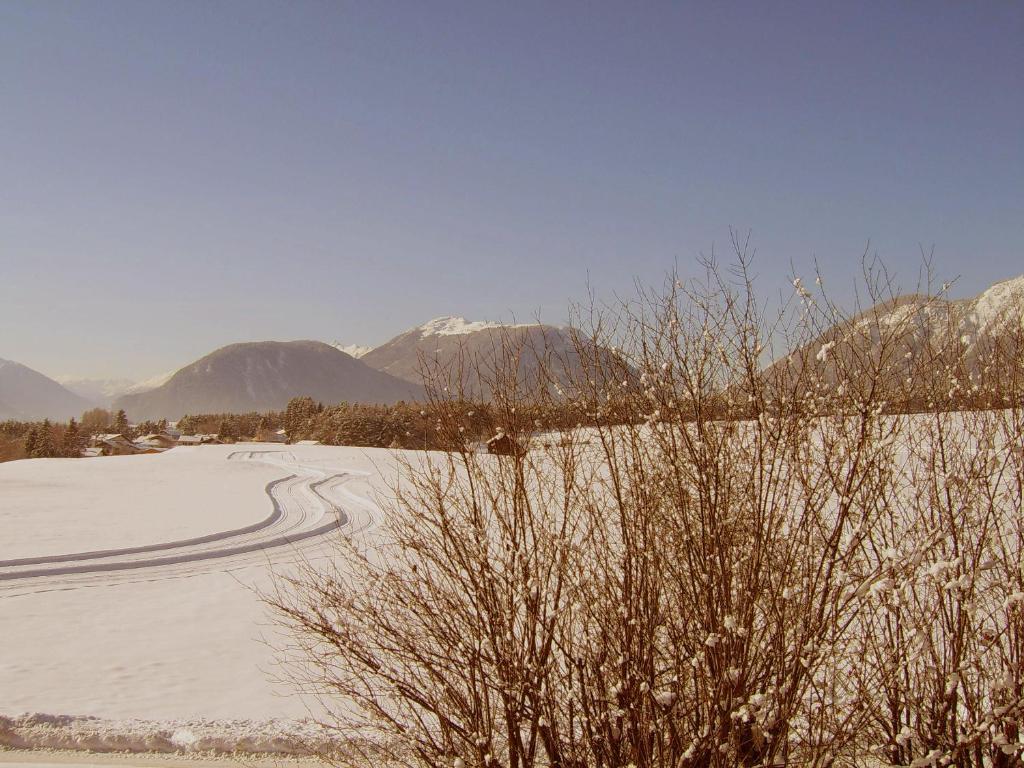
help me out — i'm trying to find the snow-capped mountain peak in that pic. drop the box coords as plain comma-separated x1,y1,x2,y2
331,342,373,358
418,316,530,337
778,272,1024,394
967,274,1024,333
121,370,175,395
52,372,175,407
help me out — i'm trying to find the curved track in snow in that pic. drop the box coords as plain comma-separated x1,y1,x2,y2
0,450,378,590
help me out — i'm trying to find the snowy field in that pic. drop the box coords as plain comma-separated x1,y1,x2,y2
0,750,320,768
0,444,399,754
0,449,285,560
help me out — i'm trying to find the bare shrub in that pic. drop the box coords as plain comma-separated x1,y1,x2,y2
849,317,1024,767
267,248,1024,767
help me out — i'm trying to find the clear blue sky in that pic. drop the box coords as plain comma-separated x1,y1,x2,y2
1,1,1021,379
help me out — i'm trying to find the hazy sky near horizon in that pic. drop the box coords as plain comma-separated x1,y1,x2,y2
1,1,1022,379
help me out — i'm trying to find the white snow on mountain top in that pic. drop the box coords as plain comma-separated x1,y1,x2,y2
967,274,1024,333
49,372,174,405
121,370,175,395
331,342,373,358
418,316,534,337
848,274,1023,341
54,377,137,402
55,376,133,393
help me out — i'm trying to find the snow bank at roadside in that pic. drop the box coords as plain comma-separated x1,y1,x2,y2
0,714,334,756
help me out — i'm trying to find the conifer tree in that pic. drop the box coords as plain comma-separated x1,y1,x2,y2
218,420,237,442
114,409,129,435
37,420,56,458
61,418,81,457
24,426,39,458
284,396,317,439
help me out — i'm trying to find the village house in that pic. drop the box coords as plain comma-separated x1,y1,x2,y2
88,434,142,456
135,433,178,450
257,428,288,443
486,432,522,457
176,434,222,446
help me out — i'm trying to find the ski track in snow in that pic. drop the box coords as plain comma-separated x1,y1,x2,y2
0,450,379,596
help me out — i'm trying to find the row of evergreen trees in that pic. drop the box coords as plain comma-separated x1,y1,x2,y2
22,418,84,458
175,411,283,441
150,399,503,450
278,396,584,450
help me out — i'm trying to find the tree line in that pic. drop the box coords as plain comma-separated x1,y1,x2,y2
1,408,166,461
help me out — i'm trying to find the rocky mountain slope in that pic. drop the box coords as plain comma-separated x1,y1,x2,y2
769,274,1024,402
113,341,423,421
359,316,621,397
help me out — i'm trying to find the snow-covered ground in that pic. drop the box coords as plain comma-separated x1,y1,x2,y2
0,450,287,560
0,750,320,768
0,444,400,754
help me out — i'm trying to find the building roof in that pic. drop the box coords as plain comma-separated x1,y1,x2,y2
486,432,521,455
135,438,171,448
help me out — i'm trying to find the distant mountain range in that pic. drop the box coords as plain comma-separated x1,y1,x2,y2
55,372,173,407
112,319,609,419
3,277,1022,422
112,340,423,421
